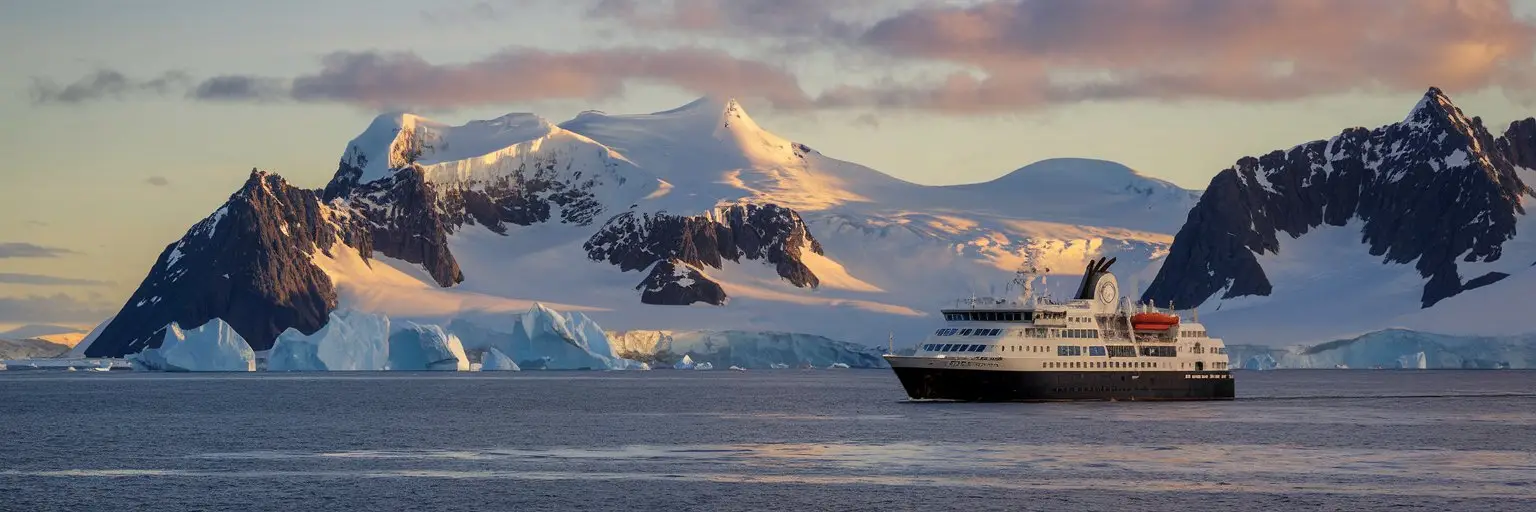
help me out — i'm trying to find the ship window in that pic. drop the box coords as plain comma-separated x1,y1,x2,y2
973,345,986,352
1089,346,1107,357
934,329,944,336
923,344,933,351
959,329,973,336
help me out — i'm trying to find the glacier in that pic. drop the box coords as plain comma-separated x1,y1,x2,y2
448,303,644,370
480,347,520,371
608,330,891,369
127,318,255,372
1228,329,1536,370
388,322,470,371
268,309,391,371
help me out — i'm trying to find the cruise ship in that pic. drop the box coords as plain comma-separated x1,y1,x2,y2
884,257,1234,401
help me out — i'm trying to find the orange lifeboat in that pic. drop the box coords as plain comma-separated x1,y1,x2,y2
1131,312,1179,331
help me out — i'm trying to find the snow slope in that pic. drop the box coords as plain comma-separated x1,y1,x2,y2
349,98,1194,347
90,96,1206,358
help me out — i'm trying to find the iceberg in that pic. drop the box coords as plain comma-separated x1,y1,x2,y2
673,354,696,370
388,322,469,371
449,303,645,370
1397,351,1428,370
269,309,391,371
1226,329,1536,369
481,347,520,371
694,361,714,370
608,330,889,369
128,318,255,372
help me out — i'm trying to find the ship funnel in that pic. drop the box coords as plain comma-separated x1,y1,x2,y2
1073,256,1116,300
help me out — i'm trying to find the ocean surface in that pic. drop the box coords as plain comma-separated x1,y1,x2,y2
2,369,1533,511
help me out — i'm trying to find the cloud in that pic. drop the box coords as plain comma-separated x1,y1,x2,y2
29,1,1536,113
587,0,862,40
186,48,813,110
189,75,287,102
0,243,76,259
841,0,1536,111
0,273,112,286
0,293,115,323
422,1,498,24
30,70,190,104
144,176,170,187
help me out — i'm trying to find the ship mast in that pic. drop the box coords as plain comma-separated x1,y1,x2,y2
1012,245,1050,302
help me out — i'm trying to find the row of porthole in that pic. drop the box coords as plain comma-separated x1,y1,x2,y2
1045,361,1160,369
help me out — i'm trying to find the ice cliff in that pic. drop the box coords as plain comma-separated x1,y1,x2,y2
449,303,644,370
268,310,391,371
127,318,255,372
1228,329,1536,369
608,330,889,369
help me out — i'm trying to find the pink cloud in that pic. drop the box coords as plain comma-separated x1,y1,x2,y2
280,48,814,110
848,0,1536,110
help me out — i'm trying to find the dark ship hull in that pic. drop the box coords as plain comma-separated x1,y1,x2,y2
888,363,1234,402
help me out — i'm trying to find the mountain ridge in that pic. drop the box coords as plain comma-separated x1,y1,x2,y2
82,96,1283,356
1143,87,1536,344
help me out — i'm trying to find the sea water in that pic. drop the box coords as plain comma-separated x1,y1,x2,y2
1,370,1533,511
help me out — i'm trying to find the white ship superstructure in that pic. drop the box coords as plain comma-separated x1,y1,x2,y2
885,257,1235,401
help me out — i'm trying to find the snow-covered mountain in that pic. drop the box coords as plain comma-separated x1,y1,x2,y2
1145,87,1536,345
83,96,1194,357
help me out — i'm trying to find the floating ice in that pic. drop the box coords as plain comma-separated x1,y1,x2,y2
481,347,520,371
128,318,255,372
269,309,390,371
449,303,644,370
388,322,469,371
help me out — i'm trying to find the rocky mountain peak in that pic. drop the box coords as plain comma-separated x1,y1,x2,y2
1143,88,1536,313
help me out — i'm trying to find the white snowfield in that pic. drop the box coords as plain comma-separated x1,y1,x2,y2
306,96,1196,351
89,95,1531,370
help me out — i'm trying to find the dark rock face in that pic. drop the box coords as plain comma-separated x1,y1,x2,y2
438,154,613,233
637,259,728,305
92,126,833,356
1497,118,1536,170
1145,88,1536,309
346,168,464,287
584,203,824,298
86,170,367,356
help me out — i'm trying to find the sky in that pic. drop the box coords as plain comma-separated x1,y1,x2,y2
3,0,1536,329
